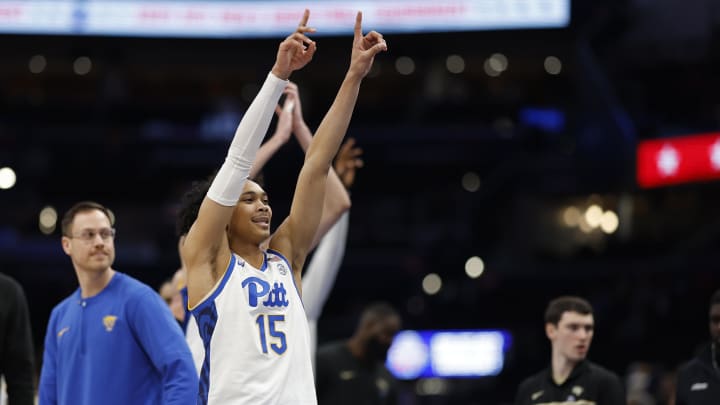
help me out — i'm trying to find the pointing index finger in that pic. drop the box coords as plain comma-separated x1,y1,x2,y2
354,11,363,41
298,9,310,28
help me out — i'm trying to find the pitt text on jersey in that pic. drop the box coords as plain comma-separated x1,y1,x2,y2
241,277,290,308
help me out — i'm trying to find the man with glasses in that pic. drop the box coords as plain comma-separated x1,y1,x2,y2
39,201,197,405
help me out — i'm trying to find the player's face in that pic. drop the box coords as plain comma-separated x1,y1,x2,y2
61,210,116,273
709,303,720,344
229,180,272,243
366,315,401,361
547,311,594,363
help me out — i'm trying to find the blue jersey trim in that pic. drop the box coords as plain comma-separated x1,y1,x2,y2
259,251,268,272
194,302,218,405
266,249,303,307
180,286,190,333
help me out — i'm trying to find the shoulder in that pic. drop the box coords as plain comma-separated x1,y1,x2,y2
677,357,703,378
317,341,347,358
113,273,165,310
49,293,77,320
0,272,21,292
114,273,157,299
0,274,22,312
517,369,546,392
586,362,622,386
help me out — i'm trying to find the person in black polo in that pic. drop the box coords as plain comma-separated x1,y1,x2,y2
675,289,720,405
315,302,402,405
514,296,625,405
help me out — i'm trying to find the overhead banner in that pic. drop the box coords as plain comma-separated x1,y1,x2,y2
637,132,720,188
0,0,570,38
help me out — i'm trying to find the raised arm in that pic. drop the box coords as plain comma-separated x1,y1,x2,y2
270,12,386,281
285,82,351,249
182,11,316,306
248,95,295,179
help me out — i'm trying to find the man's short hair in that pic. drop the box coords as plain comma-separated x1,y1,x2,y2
176,179,212,237
360,302,399,324
61,201,113,236
175,174,265,237
544,296,593,325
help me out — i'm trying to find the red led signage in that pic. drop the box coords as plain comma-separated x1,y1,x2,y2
637,132,720,188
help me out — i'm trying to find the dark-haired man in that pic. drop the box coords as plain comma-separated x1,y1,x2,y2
514,296,624,405
39,201,197,405
315,302,401,405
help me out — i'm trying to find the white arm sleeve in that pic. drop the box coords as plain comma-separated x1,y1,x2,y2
302,211,350,321
207,72,287,206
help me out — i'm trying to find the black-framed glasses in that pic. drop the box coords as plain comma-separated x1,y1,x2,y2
69,228,116,243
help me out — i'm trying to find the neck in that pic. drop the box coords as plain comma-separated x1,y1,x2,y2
346,335,366,361
76,267,115,298
230,242,265,269
551,351,579,385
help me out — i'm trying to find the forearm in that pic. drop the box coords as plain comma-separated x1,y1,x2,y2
249,135,286,179
206,72,287,206
309,170,350,250
6,342,35,405
303,75,361,172
39,323,57,405
294,120,351,249
302,211,350,320
162,357,199,405
6,286,35,405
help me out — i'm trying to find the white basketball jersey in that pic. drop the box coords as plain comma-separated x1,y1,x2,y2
185,313,204,376
190,250,317,405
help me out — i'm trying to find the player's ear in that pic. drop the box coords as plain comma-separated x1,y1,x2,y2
545,323,556,340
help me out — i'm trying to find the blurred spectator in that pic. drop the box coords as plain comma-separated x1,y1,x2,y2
0,272,34,405
514,296,625,405
675,289,720,405
315,302,402,405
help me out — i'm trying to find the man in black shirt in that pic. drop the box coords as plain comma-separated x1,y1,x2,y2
675,289,720,405
515,296,624,405
315,302,401,405
0,272,35,405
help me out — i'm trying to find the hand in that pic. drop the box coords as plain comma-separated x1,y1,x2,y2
271,91,295,145
272,9,317,80
347,12,387,80
282,82,306,129
333,137,364,188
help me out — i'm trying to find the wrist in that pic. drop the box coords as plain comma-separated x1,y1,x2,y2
293,120,310,133
344,70,364,84
271,65,290,81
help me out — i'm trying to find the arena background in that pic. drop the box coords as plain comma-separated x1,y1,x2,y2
1,0,720,403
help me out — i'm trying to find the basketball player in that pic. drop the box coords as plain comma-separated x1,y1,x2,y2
514,296,624,405
178,10,386,404
178,84,361,375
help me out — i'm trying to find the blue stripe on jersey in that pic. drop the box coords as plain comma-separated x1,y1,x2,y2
180,286,190,333
190,254,237,404
194,302,218,405
266,249,303,306
259,253,268,272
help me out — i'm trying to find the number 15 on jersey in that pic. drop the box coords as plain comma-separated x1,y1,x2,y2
255,314,287,355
